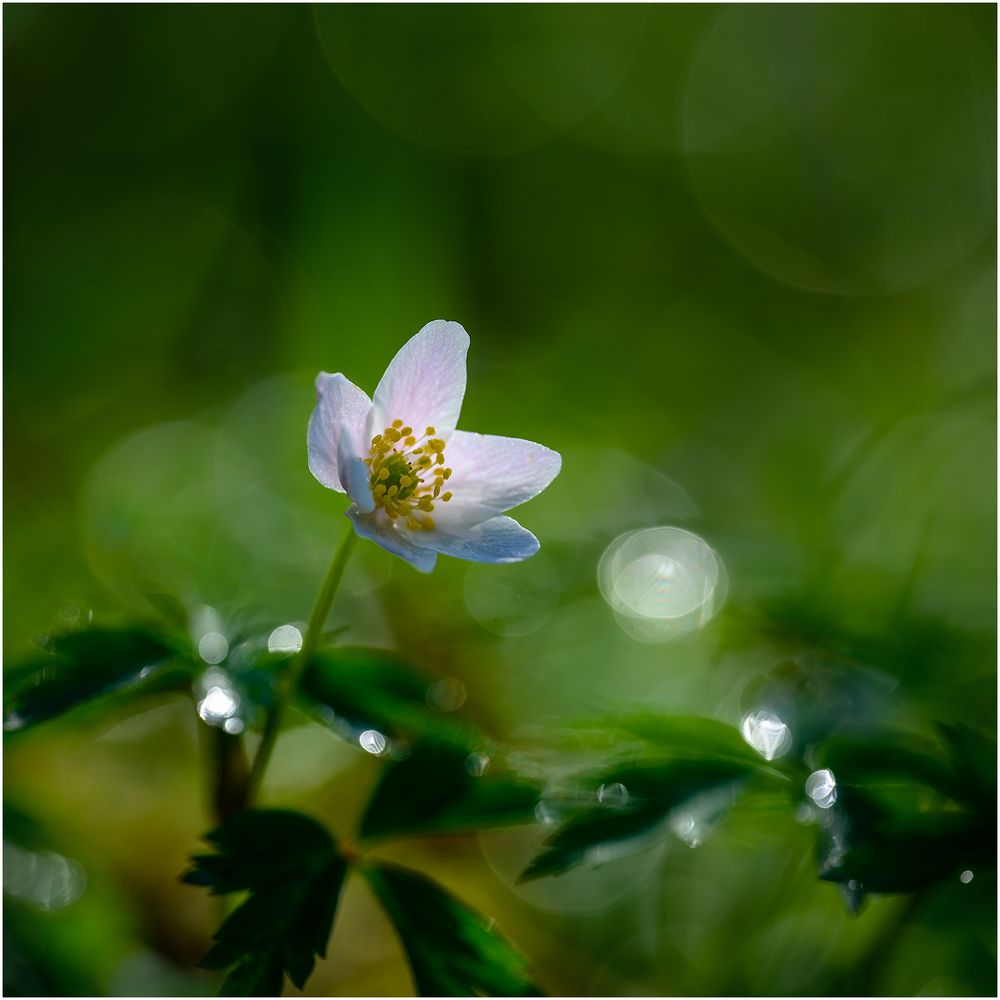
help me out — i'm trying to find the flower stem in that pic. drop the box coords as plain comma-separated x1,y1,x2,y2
246,526,357,803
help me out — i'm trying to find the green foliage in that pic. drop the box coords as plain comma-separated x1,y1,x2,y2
937,722,998,808
360,736,542,840
181,810,347,996
521,756,755,882
584,712,764,765
4,626,190,731
300,646,463,742
813,727,996,897
362,862,541,997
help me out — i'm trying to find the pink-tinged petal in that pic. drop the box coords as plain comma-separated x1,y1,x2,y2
439,431,561,517
409,515,540,564
346,506,437,573
338,422,375,513
371,320,469,439
308,373,373,492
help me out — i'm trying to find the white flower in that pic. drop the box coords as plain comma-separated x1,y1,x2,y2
308,320,562,573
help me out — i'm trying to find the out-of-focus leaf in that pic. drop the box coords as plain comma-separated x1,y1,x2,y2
362,862,541,997
4,626,190,731
589,713,763,765
937,722,997,810
181,809,347,996
360,737,542,840
300,646,465,742
520,758,754,882
812,730,961,801
814,738,996,896
817,787,990,893
136,584,190,632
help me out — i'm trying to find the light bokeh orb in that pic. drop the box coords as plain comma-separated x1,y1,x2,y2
598,527,727,642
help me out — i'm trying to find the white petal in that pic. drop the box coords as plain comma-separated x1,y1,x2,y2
338,422,375,513
346,506,437,573
409,515,540,564
307,373,373,492
371,320,469,439
440,431,562,517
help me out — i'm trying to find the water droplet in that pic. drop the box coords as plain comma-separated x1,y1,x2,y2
359,730,387,756
197,686,239,725
805,768,838,809
669,811,703,848
534,801,558,825
597,782,629,807
465,752,490,777
3,712,26,733
267,624,303,654
740,710,792,761
960,869,974,884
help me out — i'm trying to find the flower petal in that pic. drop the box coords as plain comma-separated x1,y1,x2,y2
438,431,562,517
409,515,540,564
346,506,437,573
308,373,373,492
371,320,469,439
338,422,375,514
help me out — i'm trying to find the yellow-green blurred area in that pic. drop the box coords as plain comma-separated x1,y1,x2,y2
4,4,996,997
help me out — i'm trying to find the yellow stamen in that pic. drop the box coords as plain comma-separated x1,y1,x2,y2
366,418,456,528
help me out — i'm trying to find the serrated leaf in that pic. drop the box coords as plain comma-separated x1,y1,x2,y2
4,626,189,731
181,810,347,996
813,730,961,801
300,646,467,743
520,758,753,882
814,744,996,895
362,863,541,997
360,737,541,841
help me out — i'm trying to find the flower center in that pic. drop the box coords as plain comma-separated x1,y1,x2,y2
364,419,453,530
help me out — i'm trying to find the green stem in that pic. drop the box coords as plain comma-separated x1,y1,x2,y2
246,527,357,803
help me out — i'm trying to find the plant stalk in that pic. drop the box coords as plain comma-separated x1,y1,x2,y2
246,527,357,803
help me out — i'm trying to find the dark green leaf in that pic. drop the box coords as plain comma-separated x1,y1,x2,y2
936,722,997,810
362,862,541,997
814,749,996,895
4,626,189,731
520,758,753,882
360,737,541,840
181,809,347,996
812,730,961,801
300,646,453,741
818,797,989,893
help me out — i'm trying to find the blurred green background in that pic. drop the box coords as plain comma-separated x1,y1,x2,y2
4,4,996,996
